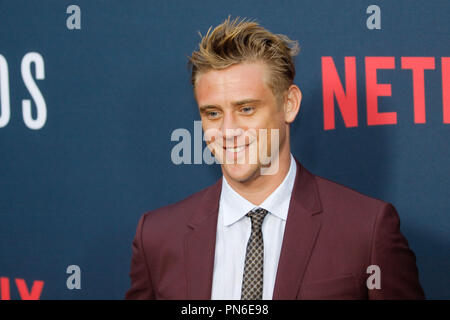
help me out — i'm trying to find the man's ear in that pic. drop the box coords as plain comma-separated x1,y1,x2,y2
283,85,302,124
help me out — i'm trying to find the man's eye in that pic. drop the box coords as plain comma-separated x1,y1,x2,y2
241,106,255,114
207,111,220,119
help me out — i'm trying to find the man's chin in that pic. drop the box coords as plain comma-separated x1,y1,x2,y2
222,163,260,184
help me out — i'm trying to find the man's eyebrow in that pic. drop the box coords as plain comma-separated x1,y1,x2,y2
233,99,261,106
199,99,261,112
199,105,219,112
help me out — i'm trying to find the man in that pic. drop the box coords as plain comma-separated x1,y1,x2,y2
126,17,425,300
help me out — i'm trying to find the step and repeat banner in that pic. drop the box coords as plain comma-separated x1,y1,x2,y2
0,0,449,299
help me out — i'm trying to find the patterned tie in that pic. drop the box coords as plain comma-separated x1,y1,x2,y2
241,207,269,300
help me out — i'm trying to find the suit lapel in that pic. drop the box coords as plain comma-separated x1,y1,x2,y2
184,178,222,299
272,157,323,299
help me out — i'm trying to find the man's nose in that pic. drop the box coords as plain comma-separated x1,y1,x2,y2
220,113,243,143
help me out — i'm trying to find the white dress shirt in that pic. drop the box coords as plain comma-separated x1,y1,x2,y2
211,153,298,300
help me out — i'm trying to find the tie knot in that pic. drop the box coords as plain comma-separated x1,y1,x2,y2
246,208,268,230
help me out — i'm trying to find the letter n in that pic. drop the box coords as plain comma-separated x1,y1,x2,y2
322,57,358,130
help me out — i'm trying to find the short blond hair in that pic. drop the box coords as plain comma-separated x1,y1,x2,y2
189,17,300,100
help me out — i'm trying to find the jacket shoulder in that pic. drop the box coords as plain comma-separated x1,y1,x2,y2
139,178,221,231
313,173,388,213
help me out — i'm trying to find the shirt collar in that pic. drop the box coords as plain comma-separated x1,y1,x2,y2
220,153,297,226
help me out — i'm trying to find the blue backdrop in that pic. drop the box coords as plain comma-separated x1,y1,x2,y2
0,0,448,299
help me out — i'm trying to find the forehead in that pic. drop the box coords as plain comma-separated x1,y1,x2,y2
194,62,273,104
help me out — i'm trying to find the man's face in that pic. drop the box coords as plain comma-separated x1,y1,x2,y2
195,61,288,183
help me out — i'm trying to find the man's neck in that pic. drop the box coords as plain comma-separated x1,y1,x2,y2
224,151,292,206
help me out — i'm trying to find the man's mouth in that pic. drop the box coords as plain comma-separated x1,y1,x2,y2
224,145,247,153
221,141,255,160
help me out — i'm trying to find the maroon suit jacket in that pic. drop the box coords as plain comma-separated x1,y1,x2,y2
126,157,425,299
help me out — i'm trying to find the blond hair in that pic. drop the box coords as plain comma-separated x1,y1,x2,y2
189,17,300,100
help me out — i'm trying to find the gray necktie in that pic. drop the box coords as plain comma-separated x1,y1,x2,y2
241,207,269,300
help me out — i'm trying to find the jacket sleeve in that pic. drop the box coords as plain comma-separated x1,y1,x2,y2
125,213,156,300
368,203,425,299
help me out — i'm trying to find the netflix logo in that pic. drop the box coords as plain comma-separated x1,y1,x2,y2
321,57,450,130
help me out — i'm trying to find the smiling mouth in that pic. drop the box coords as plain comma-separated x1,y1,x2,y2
222,141,253,152
224,145,246,153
